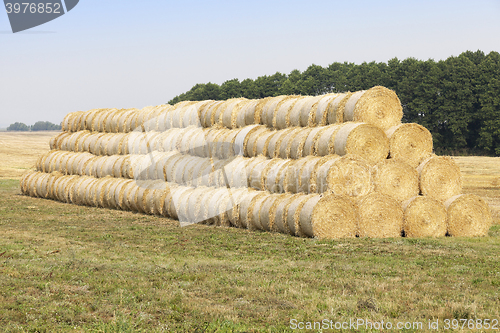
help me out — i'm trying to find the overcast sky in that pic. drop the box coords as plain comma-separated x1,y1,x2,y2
1,0,499,127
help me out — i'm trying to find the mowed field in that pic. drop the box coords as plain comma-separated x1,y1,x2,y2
0,131,499,332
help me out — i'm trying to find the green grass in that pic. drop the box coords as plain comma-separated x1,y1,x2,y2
1,179,500,332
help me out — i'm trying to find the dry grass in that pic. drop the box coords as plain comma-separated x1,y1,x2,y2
0,132,57,180
452,156,500,224
1,132,500,332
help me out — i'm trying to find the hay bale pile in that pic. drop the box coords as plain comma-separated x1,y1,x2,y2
22,86,492,238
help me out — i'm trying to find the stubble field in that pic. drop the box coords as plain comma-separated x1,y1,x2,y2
0,131,499,332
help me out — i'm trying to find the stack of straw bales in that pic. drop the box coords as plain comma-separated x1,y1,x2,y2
23,86,492,238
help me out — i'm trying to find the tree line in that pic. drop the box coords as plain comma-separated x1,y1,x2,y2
7,121,62,131
169,50,500,156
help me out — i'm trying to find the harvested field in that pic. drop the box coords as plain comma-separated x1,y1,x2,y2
0,132,499,331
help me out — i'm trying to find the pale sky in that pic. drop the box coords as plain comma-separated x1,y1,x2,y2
1,0,499,127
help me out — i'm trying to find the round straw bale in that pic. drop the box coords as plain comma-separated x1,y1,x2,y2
222,155,248,188
444,194,492,237
155,105,173,132
115,180,135,210
20,171,34,195
67,176,86,204
52,132,72,150
158,128,180,152
334,122,389,164
277,127,303,159
82,109,100,131
202,187,225,225
386,123,433,168
373,159,419,202
316,155,372,197
191,159,213,187
298,157,322,193
78,132,94,153
289,128,313,159
198,160,216,187
315,124,341,156
96,177,116,208
299,194,358,239
222,188,243,227
274,160,294,193
402,196,447,237
417,155,462,202
211,188,233,226
238,191,265,229
34,172,51,198
287,194,316,236
260,96,288,127
102,109,119,132
221,98,248,128
308,155,338,193
225,188,251,227
102,155,122,178
272,96,300,129
257,193,281,231
108,177,124,207
184,186,209,223
115,109,133,132
214,130,237,160
212,159,231,187
302,127,323,157
195,189,214,224
214,99,241,127
244,126,268,157
263,159,288,193
61,112,75,132
252,97,272,125
248,193,269,230
191,129,209,158
299,96,323,127
151,185,169,216
25,172,39,197
244,155,267,186
106,109,123,133
235,191,259,228
288,97,308,127
253,129,275,157
62,175,80,203
233,124,259,157
327,93,351,125
266,128,293,159
202,101,223,127
273,193,300,234
237,100,259,127
141,180,167,214
343,86,403,131
166,186,190,221
208,128,231,159
248,159,273,190
357,192,403,238
284,156,315,193
104,179,122,209
199,101,217,128
312,93,339,126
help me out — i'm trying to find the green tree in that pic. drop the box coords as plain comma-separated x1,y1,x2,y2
7,122,30,131
220,79,242,100
476,51,500,155
31,121,62,131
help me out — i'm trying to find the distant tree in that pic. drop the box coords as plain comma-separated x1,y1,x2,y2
7,122,30,131
31,121,62,131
